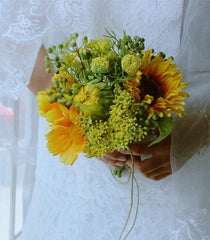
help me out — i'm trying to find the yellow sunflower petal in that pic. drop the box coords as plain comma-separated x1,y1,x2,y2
139,50,189,118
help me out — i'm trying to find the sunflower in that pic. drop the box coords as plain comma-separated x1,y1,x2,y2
123,71,142,102
125,49,189,118
37,91,85,165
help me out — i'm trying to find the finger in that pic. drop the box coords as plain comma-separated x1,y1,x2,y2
117,135,171,156
116,142,151,156
101,155,125,167
152,172,172,181
100,157,116,167
104,151,127,161
144,166,172,179
127,156,167,173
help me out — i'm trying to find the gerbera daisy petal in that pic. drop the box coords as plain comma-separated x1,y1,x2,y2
60,142,85,165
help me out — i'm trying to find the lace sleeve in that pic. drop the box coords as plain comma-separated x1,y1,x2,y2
171,0,210,172
0,0,53,99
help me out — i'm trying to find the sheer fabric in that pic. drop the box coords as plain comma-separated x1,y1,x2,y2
1,0,209,239
170,1,210,238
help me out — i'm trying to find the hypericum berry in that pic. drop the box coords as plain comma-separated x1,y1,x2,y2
62,78,67,83
71,42,77,48
139,117,145,123
58,44,63,49
152,114,159,121
145,119,151,126
138,109,144,116
143,103,150,111
47,47,53,54
53,79,58,84
45,62,51,67
46,68,51,74
54,56,60,62
66,101,72,107
44,56,50,61
47,90,53,96
54,82,59,88
72,33,79,39
143,126,150,132
83,36,88,44
158,52,166,58
49,96,57,103
58,77,63,83
61,88,68,94
55,62,61,68
56,92,62,98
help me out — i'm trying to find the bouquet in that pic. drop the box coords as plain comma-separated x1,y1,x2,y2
37,30,188,168
36,30,189,238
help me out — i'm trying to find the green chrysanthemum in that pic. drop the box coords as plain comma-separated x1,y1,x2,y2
73,79,114,121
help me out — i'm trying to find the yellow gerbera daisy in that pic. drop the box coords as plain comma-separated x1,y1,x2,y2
46,123,85,165
37,91,85,165
45,105,85,165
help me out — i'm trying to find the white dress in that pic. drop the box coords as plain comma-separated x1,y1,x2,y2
0,0,209,239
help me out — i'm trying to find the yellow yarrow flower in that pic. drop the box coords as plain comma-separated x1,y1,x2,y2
79,89,146,158
121,54,141,74
91,57,109,73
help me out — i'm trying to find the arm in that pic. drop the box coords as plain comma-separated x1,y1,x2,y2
28,45,53,95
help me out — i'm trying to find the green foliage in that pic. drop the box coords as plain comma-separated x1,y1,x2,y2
148,115,174,147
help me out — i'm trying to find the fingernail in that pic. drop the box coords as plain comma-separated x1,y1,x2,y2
115,162,124,167
117,156,126,161
141,154,153,161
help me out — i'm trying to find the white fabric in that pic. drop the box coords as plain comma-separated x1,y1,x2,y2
170,1,210,238
1,0,209,239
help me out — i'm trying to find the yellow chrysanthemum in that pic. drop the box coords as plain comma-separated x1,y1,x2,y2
139,49,189,118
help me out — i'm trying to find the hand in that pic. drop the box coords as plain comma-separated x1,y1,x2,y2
101,135,172,181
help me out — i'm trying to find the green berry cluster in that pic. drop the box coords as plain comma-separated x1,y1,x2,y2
45,32,81,75
104,30,145,57
137,102,159,135
46,78,73,106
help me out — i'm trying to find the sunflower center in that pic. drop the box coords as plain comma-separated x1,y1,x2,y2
140,74,163,104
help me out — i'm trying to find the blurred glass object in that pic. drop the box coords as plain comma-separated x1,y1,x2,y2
0,87,38,240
